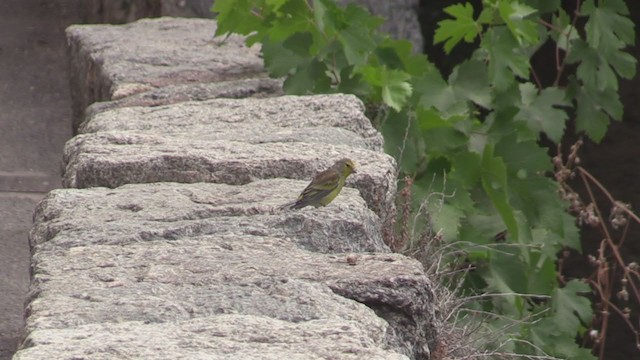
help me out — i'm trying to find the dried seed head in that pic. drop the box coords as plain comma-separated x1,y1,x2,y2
617,288,629,302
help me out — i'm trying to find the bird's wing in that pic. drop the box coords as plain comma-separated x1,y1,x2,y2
307,168,341,191
291,168,340,208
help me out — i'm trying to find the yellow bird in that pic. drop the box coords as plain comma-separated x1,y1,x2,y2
287,158,357,209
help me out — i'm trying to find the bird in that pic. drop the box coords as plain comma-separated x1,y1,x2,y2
285,158,357,209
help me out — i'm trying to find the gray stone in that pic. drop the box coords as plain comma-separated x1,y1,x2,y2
80,94,383,151
25,236,426,335
62,134,396,218
18,181,436,359
15,315,408,360
30,180,387,254
66,18,264,130
85,77,284,119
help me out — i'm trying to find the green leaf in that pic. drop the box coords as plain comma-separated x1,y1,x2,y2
262,38,305,77
283,58,331,94
482,27,530,91
485,245,527,294
481,144,518,239
549,212,581,251
525,0,560,13
498,1,539,45
282,31,313,56
525,250,556,294
450,150,483,188
424,127,468,154
568,40,617,92
430,203,464,242
312,0,328,32
530,318,597,360
575,84,623,142
514,83,568,143
213,0,261,36
552,280,593,334
607,50,637,80
382,80,412,112
460,212,512,246
583,0,634,51
339,26,375,65
377,38,434,76
434,3,480,53
265,4,312,42
576,97,608,143
360,66,412,111
449,60,492,109
551,9,580,51
509,177,580,252
336,66,370,96
416,106,451,131
265,0,288,12
381,112,420,174
494,135,552,175
570,0,638,90
414,71,468,116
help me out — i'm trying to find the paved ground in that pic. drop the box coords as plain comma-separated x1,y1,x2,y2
0,0,80,358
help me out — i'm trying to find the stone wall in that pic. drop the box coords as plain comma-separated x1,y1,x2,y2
13,17,436,359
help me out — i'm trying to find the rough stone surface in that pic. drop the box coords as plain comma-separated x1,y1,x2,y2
15,316,408,360
79,94,383,151
85,77,284,118
30,180,387,254
66,17,264,130
62,135,396,218
16,181,436,359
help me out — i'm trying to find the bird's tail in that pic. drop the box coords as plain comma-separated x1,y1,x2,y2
278,200,297,210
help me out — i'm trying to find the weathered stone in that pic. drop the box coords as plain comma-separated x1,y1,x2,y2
15,315,408,360
26,236,430,337
30,181,387,254
66,18,264,130
85,77,284,118
18,181,436,359
62,134,396,218
79,94,383,151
